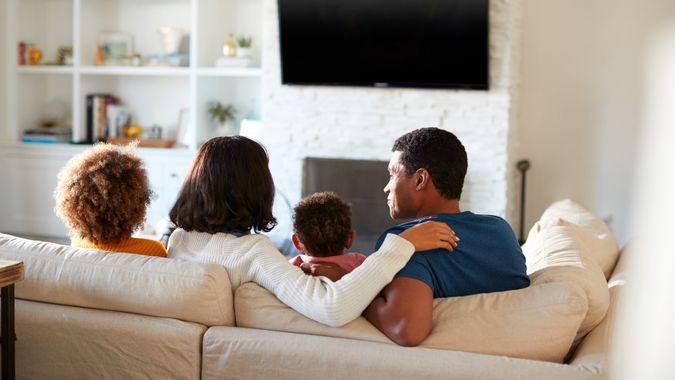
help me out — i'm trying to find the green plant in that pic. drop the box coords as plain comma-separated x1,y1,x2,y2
237,36,252,48
208,102,237,124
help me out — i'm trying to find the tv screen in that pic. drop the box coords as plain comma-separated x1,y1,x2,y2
278,0,489,90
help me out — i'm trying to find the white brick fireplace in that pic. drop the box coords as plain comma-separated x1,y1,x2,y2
259,0,523,227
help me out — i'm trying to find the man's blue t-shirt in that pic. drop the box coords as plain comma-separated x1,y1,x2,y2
375,212,530,298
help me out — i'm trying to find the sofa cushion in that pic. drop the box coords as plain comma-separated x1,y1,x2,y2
0,233,234,326
202,327,601,380
17,299,205,380
235,280,587,363
539,199,620,278
522,220,610,345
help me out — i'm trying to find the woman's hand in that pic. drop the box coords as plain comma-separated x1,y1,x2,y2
300,262,349,282
398,220,459,252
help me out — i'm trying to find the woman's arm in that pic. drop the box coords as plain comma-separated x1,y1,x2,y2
246,221,456,327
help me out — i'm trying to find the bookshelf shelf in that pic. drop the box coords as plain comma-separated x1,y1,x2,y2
196,67,263,78
4,0,264,149
79,66,191,77
17,66,74,75
1,0,265,240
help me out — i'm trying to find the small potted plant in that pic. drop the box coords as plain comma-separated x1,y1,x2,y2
236,36,253,58
208,101,238,136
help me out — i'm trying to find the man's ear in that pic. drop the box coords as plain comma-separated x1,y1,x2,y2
291,233,305,252
415,168,431,191
344,231,356,249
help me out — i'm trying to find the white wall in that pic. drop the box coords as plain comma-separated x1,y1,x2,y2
0,0,6,127
260,0,524,225
518,0,675,244
612,19,675,379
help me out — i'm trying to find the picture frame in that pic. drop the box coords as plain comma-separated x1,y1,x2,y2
98,33,134,65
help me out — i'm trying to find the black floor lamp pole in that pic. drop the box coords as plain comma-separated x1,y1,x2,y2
517,160,531,245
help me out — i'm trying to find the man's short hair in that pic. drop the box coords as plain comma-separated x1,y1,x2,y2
392,127,468,199
293,192,352,257
54,143,152,245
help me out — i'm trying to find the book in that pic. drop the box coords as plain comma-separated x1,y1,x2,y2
93,96,105,141
106,104,126,138
22,127,72,144
23,127,72,136
85,94,118,143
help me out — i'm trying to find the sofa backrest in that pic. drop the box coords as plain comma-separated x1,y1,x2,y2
0,233,234,326
234,199,622,364
235,279,589,363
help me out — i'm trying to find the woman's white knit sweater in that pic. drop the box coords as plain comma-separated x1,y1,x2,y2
167,229,414,327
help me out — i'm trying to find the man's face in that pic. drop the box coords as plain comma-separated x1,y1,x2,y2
384,151,419,220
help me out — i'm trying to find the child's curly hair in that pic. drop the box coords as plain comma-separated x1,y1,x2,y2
293,192,352,257
54,143,153,245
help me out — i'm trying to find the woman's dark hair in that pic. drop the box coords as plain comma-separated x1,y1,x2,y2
169,136,277,233
293,192,352,257
393,127,468,200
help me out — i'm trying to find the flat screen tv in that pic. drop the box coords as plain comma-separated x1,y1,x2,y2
277,0,489,90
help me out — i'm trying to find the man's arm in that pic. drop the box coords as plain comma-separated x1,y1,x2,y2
363,277,433,346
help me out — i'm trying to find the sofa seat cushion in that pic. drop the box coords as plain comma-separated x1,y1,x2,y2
202,327,601,380
235,280,588,363
0,233,234,326
523,220,610,345
17,299,205,380
539,199,620,278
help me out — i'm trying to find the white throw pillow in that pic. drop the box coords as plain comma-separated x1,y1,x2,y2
539,199,620,278
235,281,587,363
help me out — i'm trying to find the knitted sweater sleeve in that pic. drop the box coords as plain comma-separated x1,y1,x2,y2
246,234,414,327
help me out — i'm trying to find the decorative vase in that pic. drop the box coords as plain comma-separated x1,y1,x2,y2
158,27,184,55
222,33,237,57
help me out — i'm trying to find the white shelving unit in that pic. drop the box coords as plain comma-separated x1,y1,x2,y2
1,0,265,239
3,0,264,149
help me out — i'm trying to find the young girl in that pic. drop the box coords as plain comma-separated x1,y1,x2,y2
54,143,166,257
167,136,456,327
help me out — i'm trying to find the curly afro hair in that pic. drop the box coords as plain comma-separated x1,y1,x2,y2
293,192,352,257
54,143,153,245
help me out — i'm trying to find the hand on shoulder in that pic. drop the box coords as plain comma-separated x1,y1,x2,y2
398,220,459,253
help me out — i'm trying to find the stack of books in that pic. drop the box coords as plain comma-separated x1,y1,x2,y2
86,94,121,143
21,128,72,144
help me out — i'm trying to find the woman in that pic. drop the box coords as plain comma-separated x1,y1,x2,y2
167,136,456,327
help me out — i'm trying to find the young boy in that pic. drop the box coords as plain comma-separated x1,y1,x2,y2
54,143,167,257
290,192,365,272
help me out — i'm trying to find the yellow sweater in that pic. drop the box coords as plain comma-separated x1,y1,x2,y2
72,237,167,257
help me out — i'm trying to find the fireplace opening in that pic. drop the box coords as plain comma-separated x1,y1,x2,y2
302,157,406,255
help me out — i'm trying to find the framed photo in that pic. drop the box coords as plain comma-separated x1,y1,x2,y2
98,33,133,65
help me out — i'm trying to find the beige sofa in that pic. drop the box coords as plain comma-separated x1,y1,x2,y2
0,200,624,379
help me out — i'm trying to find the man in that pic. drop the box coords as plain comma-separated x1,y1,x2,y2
363,127,530,346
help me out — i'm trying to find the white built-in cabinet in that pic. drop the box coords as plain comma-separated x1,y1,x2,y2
1,0,264,239
0,144,193,238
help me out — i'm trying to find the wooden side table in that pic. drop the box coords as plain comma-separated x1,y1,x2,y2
0,261,24,380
